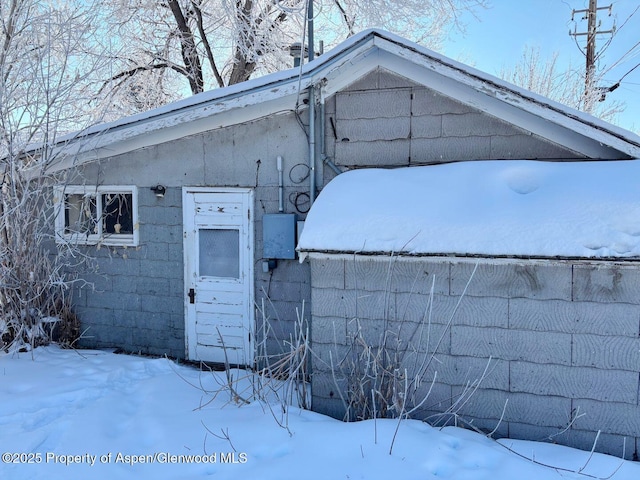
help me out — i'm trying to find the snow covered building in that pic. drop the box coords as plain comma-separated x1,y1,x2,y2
52,30,640,456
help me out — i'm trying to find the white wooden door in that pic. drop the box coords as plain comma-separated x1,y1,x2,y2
183,188,254,365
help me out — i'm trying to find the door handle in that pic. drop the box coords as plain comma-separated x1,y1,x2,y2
188,288,195,304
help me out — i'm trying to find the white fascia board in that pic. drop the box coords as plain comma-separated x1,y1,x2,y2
373,37,640,158
49,80,308,172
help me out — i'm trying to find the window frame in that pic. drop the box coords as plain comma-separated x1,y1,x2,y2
54,185,139,246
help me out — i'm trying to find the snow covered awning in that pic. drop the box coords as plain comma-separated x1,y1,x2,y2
297,160,640,260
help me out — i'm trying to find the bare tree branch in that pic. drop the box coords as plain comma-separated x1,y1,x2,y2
167,0,204,94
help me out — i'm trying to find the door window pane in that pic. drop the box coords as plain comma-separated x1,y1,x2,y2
199,229,240,278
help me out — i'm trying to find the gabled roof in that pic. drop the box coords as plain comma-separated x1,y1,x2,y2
50,29,640,171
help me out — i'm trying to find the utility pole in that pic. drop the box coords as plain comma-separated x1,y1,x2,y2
570,1,615,105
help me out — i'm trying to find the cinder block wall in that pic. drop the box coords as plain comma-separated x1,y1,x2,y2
71,187,185,358
309,254,640,459
70,113,312,358
321,68,584,182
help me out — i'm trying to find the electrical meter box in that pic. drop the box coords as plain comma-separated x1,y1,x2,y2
263,213,297,259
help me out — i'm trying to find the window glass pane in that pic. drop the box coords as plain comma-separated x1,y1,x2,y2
65,194,96,235
102,193,133,234
199,229,240,279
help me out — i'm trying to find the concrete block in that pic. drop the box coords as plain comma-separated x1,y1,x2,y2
77,273,113,293
336,117,410,142
170,278,185,298
452,389,569,429
259,279,301,302
111,276,140,294
562,429,634,459
411,114,443,139
139,205,182,226
342,68,418,91
310,343,353,373
86,290,140,312
490,134,575,160
168,242,183,262
139,259,182,280
336,89,411,119
379,69,418,89
410,136,491,163
346,317,396,348
344,256,397,292
442,113,520,137
137,242,169,261
311,371,348,400
451,326,571,365
509,362,638,404
341,69,381,91
573,264,640,305
572,399,640,437
310,396,347,421
412,88,474,116
433,355,510,391
410,381,453,414
506,423,568,445
572,334,640,371
343,256,449,295
135,276,171,296
444,387,509,425
94,257,141,276
312,287,383,320
311,316,348,345
140,294,182,315
390,258,451,295
142,224,181,245
75,306,115,328
261,300,305,324
509,298,640,336
400,294,508,328
310,257,345,289
451,261,572,300
386,319,451,354
334,139,411,167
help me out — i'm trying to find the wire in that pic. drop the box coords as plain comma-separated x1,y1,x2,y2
289,191,310,214
289,163,310,184
618,62,640,83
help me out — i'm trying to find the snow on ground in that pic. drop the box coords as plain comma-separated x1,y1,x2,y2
1,346,639,479
298,160,640,258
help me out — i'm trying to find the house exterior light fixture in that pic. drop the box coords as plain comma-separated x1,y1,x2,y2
150,185,166,198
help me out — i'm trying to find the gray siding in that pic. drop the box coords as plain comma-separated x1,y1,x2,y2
309,255,640,459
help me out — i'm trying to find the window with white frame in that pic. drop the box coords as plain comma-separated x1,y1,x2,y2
54,186,139,246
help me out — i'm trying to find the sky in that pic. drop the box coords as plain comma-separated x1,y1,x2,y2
442,0,640,133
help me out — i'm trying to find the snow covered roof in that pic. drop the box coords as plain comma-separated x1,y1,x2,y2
49,29,640,171
297,159,640,260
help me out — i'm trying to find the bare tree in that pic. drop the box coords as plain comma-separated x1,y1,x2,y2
100,0,487,104
499,45,624,123
0,0,112,351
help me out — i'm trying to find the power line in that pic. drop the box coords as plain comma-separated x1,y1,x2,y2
569,0,615,96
